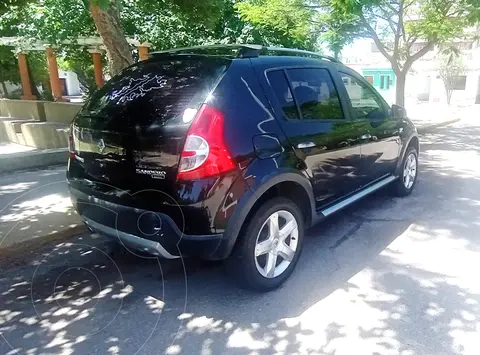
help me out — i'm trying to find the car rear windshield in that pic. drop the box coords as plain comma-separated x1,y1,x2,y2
76,56,230,131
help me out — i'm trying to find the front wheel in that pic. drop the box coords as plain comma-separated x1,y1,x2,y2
392,146,418,197
227,197,304,292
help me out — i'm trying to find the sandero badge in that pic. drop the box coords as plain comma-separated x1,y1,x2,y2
135,168,166,180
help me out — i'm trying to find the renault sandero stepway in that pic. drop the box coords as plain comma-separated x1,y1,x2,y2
67,44,419,291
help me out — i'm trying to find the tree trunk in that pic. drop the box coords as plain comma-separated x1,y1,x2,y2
447,89,452,105
1,81,8,98
395,71,406,107
333,48,340,60
89,0,133,76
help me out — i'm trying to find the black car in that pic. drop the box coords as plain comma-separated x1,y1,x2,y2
67,44,419,291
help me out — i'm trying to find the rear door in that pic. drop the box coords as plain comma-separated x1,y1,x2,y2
339,71,401,184
68,56,229,204
264,66,365,207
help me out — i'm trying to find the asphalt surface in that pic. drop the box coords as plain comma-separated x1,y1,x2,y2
1,120,480,355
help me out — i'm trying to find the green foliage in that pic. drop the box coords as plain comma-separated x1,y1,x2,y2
0,0,95,43
0,0,320,85
0,46,20,84
316,4,361,58
235,0,317,49
0,0,30,14
321,0,479,64
58,46,99,94
318,0,479,104
406,0,473,43
27,51,50,91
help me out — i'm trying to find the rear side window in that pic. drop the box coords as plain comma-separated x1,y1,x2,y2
286,68,344,120
267,70,299,120
77,57,229,131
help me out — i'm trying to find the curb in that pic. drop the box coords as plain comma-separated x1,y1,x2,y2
0,148,68,174
0,224,89,267
417,118,461,134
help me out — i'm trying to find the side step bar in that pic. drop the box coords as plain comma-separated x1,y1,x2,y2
321,176,397,217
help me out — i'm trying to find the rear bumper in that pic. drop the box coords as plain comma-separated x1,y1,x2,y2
69,187,226,259
83,216,180,259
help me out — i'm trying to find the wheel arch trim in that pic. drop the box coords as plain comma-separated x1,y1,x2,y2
395,133,419,176
215,172,316,258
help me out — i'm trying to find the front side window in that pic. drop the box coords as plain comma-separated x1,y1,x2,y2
340,72,386,120
286,68,344,120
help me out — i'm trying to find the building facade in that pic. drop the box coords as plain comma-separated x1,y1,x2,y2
343,39,480,106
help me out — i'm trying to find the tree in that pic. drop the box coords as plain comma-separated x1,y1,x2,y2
0,47,20,97
88,0,225,75
439,53,466,105
2,0,354,87
235,0,318,50
1,0,227,77
320,0,479,106
316,7,363,59
0,0,30,15
89,0,133,75
58,46,100,95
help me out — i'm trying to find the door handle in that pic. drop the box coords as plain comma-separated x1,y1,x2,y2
359,134,372,140
297,142,316,149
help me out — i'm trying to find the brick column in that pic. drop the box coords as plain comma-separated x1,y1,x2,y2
45,47,63,101
17,53,36,100
89,49,104,88
138,45,150,61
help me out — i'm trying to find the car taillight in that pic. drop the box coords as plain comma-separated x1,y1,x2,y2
177,104,235,180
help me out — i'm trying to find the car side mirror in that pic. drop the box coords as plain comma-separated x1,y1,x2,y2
390,104,407,120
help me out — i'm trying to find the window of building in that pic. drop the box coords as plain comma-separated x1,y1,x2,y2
454,42,473,51
380,75,391,90
450,76,467,90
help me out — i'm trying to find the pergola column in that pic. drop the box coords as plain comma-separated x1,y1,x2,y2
88,49,104,88
17,52,36,100
45,47,63,101
138,44,150,61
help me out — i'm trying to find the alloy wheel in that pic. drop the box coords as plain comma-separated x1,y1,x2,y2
403,152,417,189
254,210,299,278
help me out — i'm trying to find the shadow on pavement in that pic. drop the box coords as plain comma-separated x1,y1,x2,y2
1,123,480,354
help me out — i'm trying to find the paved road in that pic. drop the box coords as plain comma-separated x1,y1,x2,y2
1,120,480,355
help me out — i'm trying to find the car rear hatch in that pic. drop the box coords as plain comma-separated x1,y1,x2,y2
68,55,230,207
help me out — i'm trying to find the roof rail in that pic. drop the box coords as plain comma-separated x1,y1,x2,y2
150,44,341,63
150,44,263,58
264,47,341,63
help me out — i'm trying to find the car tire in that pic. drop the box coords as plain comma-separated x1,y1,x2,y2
393,146,418,197
227,197,304,292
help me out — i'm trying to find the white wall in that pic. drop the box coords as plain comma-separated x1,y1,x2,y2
58,71,82,96
408,70,480,106
0,82,21,97
2,71,82,98
344,38,480,107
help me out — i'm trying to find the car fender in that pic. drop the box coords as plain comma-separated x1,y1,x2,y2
395,131,420,176
213,168,316,259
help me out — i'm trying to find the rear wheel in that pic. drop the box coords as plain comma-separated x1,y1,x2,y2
227,197,304,292
392,146,418,196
